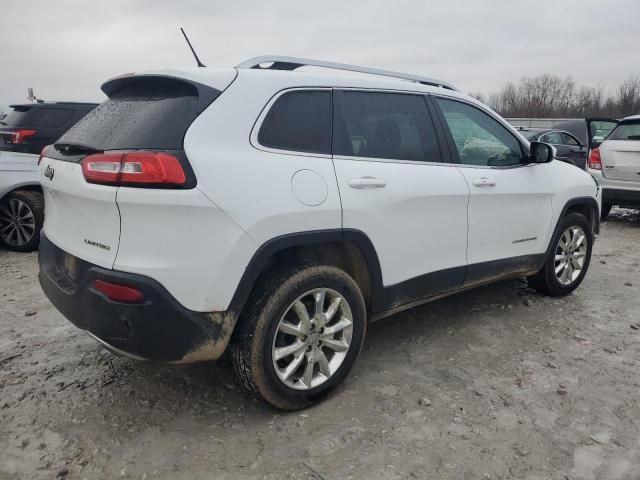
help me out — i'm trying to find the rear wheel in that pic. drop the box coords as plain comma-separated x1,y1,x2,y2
231,263,366,410
528,212,592,297
0,190,44,252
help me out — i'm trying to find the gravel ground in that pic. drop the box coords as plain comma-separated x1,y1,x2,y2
1,209,640,480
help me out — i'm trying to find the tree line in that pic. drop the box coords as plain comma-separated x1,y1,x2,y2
472,75,640,119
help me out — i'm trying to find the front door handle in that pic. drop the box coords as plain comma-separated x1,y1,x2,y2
472,177,496,187
348,177,387,189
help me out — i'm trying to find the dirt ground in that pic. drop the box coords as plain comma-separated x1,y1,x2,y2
1,209,640,480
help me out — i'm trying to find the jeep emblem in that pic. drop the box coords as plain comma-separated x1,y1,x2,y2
44,165,55,180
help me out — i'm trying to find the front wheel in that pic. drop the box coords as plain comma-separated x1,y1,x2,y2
231,263,366,410
528,212,593,297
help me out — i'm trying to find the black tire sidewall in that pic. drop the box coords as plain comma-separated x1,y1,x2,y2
543,213,593,295
0,190,44,252
253,265,366,409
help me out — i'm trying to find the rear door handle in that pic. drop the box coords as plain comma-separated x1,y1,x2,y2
472,177,496,187
348,177,387,189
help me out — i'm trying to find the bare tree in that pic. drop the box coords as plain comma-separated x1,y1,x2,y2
479,75,640,118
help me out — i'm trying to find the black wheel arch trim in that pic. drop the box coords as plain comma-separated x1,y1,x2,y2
539,196,600,270
228,229,385,317
230,197,599,324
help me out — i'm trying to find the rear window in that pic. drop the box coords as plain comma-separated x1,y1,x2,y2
31,108,74,127
0,107,32,126
57,76,218,151
609,121,640,141
258,90,331,154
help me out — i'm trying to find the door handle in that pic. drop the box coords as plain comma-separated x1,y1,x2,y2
472,177,496,187
348,177,387,189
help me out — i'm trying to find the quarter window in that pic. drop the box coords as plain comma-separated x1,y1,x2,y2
333,91,441,162
258,90,331,154
436,98,524,167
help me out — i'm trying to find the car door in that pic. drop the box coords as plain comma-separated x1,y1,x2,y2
540,131,575,165
560,132,588,169
431,96,554,284
332,90,470,307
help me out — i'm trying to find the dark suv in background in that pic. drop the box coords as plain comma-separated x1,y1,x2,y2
0,102,97,251
0,102,97,154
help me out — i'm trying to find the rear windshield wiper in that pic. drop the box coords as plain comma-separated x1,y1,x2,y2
54,142,102,155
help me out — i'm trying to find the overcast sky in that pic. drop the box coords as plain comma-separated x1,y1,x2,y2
1,0,638,110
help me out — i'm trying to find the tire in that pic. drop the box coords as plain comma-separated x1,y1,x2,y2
231,263,367,410
528,212,593,297
0,190,44,252
600,204,612,221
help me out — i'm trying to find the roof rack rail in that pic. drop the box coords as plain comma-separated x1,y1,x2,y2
236,55,458,91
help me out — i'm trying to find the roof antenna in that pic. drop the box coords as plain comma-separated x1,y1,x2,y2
180,27,206,68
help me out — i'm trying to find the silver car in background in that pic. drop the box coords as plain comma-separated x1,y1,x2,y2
587,115,640,219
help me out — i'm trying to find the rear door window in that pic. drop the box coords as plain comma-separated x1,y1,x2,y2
333,91,441,162
258,90,332,154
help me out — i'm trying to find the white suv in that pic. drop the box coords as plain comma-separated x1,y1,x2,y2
38,56,600,409
587,115,640,219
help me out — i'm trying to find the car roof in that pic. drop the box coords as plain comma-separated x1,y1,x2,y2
134,65,481,108
621,114,640,122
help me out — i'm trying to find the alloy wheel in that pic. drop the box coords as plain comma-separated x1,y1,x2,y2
0,199,36,248
272,288,353,390
554,226,587,286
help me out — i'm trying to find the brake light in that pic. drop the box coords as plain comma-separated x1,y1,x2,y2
588,148,602,170
38,145,51,165
81,152,186,186
93,279,144,303
11,129,37,144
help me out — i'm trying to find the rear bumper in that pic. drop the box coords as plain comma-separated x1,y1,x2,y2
602,188,640,208
38,234,237,362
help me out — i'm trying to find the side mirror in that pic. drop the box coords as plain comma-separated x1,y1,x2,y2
530,141,556,163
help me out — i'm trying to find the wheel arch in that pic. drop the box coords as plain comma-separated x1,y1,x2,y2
541,196,599,269
0,182,42,203
228,229,385,326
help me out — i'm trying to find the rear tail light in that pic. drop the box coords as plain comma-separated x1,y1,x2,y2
82,152,186,187
38,145,51,165
588,148,602,170
11,129,37,144
93,279,144,303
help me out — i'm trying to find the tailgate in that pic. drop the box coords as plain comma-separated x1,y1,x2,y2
39,156,120,268
601,141,640,181
600,120,640,182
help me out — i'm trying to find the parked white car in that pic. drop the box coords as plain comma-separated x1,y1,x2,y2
38,56,600,409
0,150,43,251
587,115,640,219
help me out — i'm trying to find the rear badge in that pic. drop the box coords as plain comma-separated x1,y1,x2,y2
84,239,111,251
44,165,55,180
